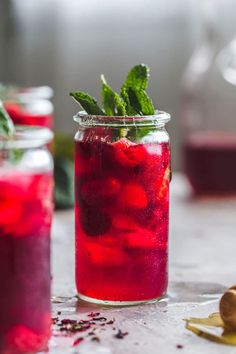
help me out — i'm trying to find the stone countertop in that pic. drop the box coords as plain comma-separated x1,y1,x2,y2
50,173,236,353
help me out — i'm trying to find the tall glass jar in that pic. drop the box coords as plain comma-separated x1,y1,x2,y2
74,111,171,305
181,0,236,194
0,127,54,353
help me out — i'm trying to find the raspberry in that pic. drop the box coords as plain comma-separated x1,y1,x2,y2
112,138,146,167
99,234,124,248
112,137,135,149
80,177,120,204
125,227,157,250
112,214,137,231
0,201,22,230
80,204,111,236
120,182,148,209
86,242,127,266
5,325,48,353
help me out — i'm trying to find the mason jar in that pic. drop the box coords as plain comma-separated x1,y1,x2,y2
74,111,171,305
3,86,54,130
0,126,54,353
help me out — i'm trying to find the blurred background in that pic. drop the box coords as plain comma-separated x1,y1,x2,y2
0,0,236,177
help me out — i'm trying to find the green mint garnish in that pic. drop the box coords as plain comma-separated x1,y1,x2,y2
0,100,21,163
130,88,155,115
0,101,15,136
70,92,104,115
123,63,149,91
121,64,155,115
70,63,156,116
101,75,126,116
120,85,139,115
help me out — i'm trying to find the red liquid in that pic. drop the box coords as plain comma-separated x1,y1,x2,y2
0,171,53,353
5,103,53,130
184,133,236,194
75,137,170,302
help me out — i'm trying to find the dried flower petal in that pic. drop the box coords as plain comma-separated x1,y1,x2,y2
73,337,84,346
114,330,129,339
88,312,100,317
91,336,100,342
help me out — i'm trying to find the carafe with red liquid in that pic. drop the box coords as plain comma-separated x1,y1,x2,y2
0,126,53,353
74,111,171,305
181,0,236,195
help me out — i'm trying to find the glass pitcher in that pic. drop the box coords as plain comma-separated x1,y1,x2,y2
181,0,236,194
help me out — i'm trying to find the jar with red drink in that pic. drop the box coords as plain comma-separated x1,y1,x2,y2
74,111,171,305
0,126,53,353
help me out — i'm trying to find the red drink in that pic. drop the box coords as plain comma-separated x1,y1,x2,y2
75,136,170,304
5,102,53,130
0,126,53,353
184,132,236,194
0,171,53,353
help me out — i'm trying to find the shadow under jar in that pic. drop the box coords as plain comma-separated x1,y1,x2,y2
0,126,54,353
74,111,171,305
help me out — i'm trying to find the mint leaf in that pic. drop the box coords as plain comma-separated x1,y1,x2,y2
120,85,139,116
70,92,104,115
114,94,127,116
131,88,155,115
101,75,126,116
124,64,149,91
121,86,155,115
121,64,155,115
0,101,15,136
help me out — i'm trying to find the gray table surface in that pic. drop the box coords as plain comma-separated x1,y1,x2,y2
50,173,236,354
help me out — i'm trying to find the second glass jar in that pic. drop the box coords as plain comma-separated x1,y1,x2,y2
0,126,54,353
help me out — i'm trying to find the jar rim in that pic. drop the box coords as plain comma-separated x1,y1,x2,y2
0,126,53,150
73,110,171,127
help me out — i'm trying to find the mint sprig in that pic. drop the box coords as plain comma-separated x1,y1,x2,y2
0,100,21,163
122,63,149,91
70,92,104,115
121,64,155,115
127,88,155,116
0,101,15,136
101,75,126,116
120,85,139,115
70,64,156,116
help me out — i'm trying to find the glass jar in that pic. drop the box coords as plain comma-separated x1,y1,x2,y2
3,86,54,130
181,0,236,195
0,126,54,353
74,111,171,305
